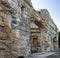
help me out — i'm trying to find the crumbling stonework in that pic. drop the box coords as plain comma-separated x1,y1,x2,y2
37,9,58,52
0,0,59,58
29,9,58,53
0,0,30,58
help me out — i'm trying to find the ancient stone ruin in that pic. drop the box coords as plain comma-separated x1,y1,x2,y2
0,0,58,58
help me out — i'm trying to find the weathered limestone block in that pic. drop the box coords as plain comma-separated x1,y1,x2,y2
3,22,11,33
0,20,4,26
0,6,3,10
0,27,4,32
0,31,7,39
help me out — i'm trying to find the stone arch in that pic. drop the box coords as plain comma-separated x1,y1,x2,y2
53,36,57,50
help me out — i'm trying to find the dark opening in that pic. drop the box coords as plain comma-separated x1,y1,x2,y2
58,36,60,49
18,56,25,58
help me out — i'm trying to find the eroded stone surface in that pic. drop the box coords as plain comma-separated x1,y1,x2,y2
0,0,30,58
0,0,58,58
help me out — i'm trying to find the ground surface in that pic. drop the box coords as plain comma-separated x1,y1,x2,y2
45,51,60,58
27,52,57,58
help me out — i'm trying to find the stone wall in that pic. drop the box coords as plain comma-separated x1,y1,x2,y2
0,0,58,58
40,9,58,51
0,0,30,58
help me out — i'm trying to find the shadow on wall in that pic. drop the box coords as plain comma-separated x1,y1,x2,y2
58,32,60,49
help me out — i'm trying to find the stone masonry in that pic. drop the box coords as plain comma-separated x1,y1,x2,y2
0,0,59,58
0,0,30,58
